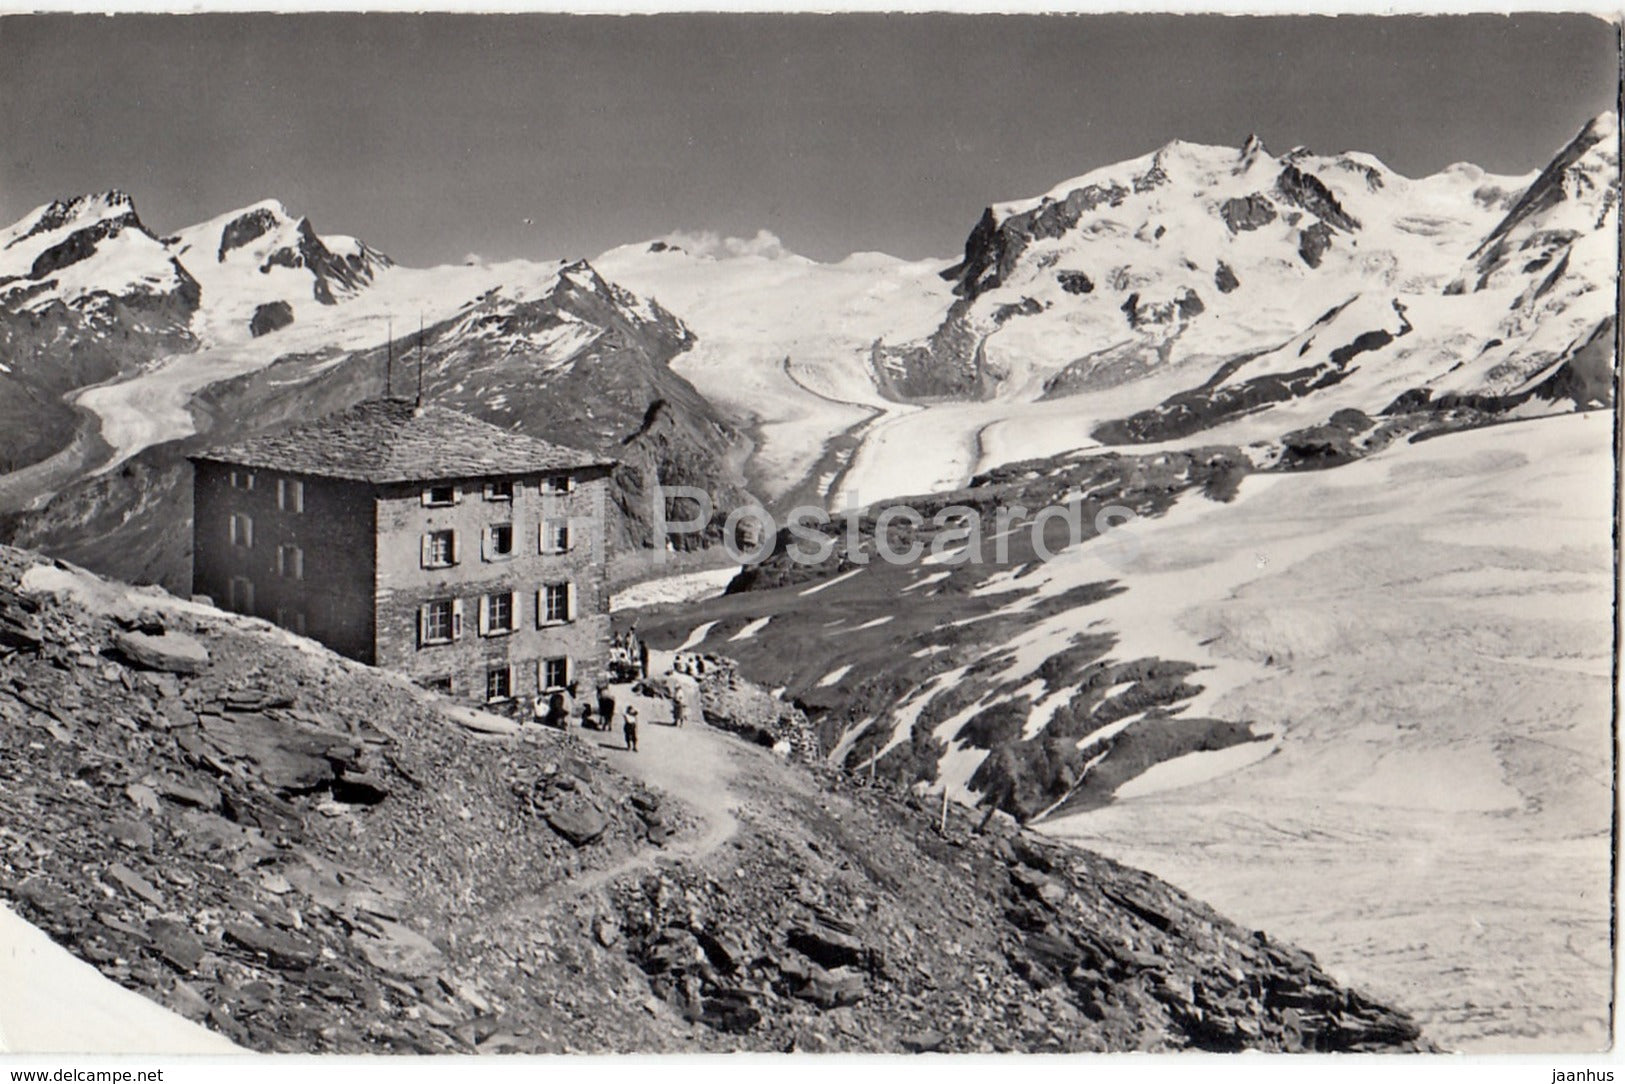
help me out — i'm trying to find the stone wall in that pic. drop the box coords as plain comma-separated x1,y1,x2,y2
191,460,377,661
373,466,612,705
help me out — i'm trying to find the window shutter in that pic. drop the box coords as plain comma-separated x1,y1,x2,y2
294,548,304,580
535,588,545,627
565,582,577,621
507,591,518,630
480,525,492,561
506,664,515,696
244,516,253,549
478,595,491,635
564,655,575,686
538,523,547,554
453,485,463,505
416,605,427,647
452,599,465,640
421,488,433,507
420,534,432,568
450,530,461,565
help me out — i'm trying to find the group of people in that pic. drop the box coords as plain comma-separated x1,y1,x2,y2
523,627,706,755
529,681,642,752
609,627,651,683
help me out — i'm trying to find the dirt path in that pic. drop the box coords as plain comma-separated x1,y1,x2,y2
477,723,745,928
593,721,742,862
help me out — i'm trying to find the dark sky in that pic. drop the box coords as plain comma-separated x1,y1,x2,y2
0,13,1618,264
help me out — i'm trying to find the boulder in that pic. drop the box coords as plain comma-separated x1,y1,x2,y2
106,862,165,906
113,629,210,675
902,1029,948,1053
158,779,220,810
333,769,390,805
224,922,319,970
792,963,867,1009
787,923,877,973
546,804,608,846
352,918,444,978
107,818,155,850
148,918,207,973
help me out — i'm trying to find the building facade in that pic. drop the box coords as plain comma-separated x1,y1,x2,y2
191,399,613,708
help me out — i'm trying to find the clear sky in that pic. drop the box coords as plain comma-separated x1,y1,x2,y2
0,13,1617,264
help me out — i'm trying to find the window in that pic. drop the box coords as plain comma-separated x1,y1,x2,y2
483,480,514,501
422,484,458,507
540,656,570,692
229,513,254,549
540,521,571,555
539,582,574,625
485,664,514,703
277,478,305,513
274,608,307,635
483,523,515,561
277,544,304,580
479,590,517,636
420,675,453,695
421,529,458,569
230,470,255,491
228,576,254,613
542,474,574,496
418,598,463,646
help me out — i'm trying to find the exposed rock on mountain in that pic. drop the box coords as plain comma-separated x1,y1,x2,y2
0,543,1426,1052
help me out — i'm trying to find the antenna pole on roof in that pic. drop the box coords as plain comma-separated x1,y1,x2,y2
416,314,425,408
386,317,393,398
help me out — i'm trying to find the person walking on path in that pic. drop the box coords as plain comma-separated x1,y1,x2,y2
623,705,640,752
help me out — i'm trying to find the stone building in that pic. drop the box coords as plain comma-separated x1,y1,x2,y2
190,398,613,707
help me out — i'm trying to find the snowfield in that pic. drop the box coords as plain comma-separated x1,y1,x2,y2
595,240,955,500
0,904,242,1054
1041,411,1614,1052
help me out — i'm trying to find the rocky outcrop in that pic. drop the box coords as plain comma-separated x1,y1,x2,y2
943,183,1131,299
1298,222,1334,268
112,628,210,674
28,210,149,280
1219,193,1277,233
217,207,283,261
1057,270,1094,295
1275,165,1361,232
249,300,294,337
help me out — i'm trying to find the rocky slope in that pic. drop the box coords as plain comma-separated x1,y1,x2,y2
0,543,1424,1052
637,441,1265,821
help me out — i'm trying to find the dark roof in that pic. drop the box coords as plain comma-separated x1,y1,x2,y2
190,399,613,483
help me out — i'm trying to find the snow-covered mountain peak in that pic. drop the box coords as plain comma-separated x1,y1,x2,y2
2,190,140,247
0,189,187,314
